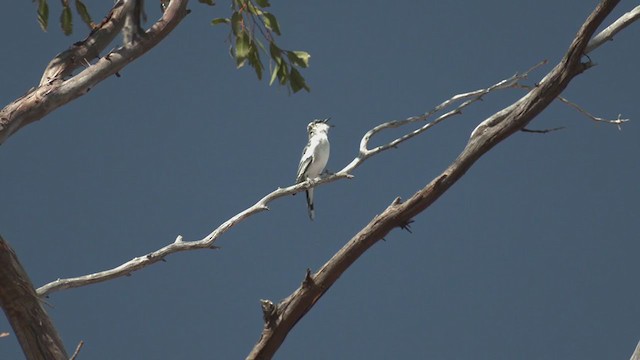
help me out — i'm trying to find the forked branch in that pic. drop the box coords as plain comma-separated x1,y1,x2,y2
247,1,625,358
0,0,189,144
36,58,545,297
36,1,636,300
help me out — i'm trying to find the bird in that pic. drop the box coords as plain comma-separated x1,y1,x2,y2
295,118,332,220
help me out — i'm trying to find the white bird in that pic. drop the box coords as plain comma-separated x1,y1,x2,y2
295,118,332,220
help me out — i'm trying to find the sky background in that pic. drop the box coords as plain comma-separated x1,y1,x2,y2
1,1,639,359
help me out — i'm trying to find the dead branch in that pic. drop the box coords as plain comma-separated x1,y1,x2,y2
69,340,85,360
246,1,622,358
631,339,640,360
0,1,190,356
586,5,640,53
0,235,67,360
36,58,545,298
36,1,638,302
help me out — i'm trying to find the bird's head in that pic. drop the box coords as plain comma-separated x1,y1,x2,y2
307,118,333,134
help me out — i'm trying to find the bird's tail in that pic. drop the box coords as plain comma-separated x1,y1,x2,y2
306,188,315,221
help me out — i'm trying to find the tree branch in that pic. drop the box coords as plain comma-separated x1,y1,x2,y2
36,59,544,298
0,0,189,145
38,0,131,86
586,5,640,53
246,1,622,358
36,0,636,301
0,235,67,359
631,339,640,360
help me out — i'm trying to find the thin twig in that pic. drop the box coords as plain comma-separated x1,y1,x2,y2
521,126,565,134
69,340,84,360
515,83,629,128
247,1,624,358
37,0,640,301
36,63,548,297
556,96,628,129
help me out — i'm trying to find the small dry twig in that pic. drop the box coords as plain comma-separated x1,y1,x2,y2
69,340,84,360
37,61,546,297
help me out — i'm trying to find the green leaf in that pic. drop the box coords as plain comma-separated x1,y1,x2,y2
211,17,230,25
74,0,93,29
269,42,282,64
246,2,262,15
198,0,216,5
278,62,288,85
235,31,251,67
269,62,280,86
289,68,309,93
255,0,270,7
254,38,266,53
262,12,280,36
60,4,73,35
287,51,311,68
230,11,243,35
248,47,263,80
37,0,49,31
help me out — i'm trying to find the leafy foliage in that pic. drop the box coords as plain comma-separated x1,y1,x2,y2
33,0,94,33
212,0,311,93
32,0,310,93
36,0,49,31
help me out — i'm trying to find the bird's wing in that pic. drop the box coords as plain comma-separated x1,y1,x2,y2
295,147,313,183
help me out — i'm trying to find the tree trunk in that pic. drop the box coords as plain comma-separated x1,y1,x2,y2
0,235,68,360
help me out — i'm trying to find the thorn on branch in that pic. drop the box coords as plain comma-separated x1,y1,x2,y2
302,268,314,288
260,299,278,328
521,126,565,134
400,219,414,234
174,235,183,243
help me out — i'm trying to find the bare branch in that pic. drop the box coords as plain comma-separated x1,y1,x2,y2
631,339,640,360
514,83,629,128
338,60,548,176
586,5,640,53
246,1,622,358
0,0,189,145
35,0,630,298
521,126,565,134
556,95,628,129
0,235,68,359
39,0,132,86
36,61,546,298
69,341,85,360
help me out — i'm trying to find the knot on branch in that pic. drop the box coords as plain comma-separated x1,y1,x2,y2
302,269,315,289
260,299,278,328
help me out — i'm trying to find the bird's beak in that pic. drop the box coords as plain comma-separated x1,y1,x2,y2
322,118,335,127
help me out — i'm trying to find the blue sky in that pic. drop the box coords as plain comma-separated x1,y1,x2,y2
1,1,639,359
